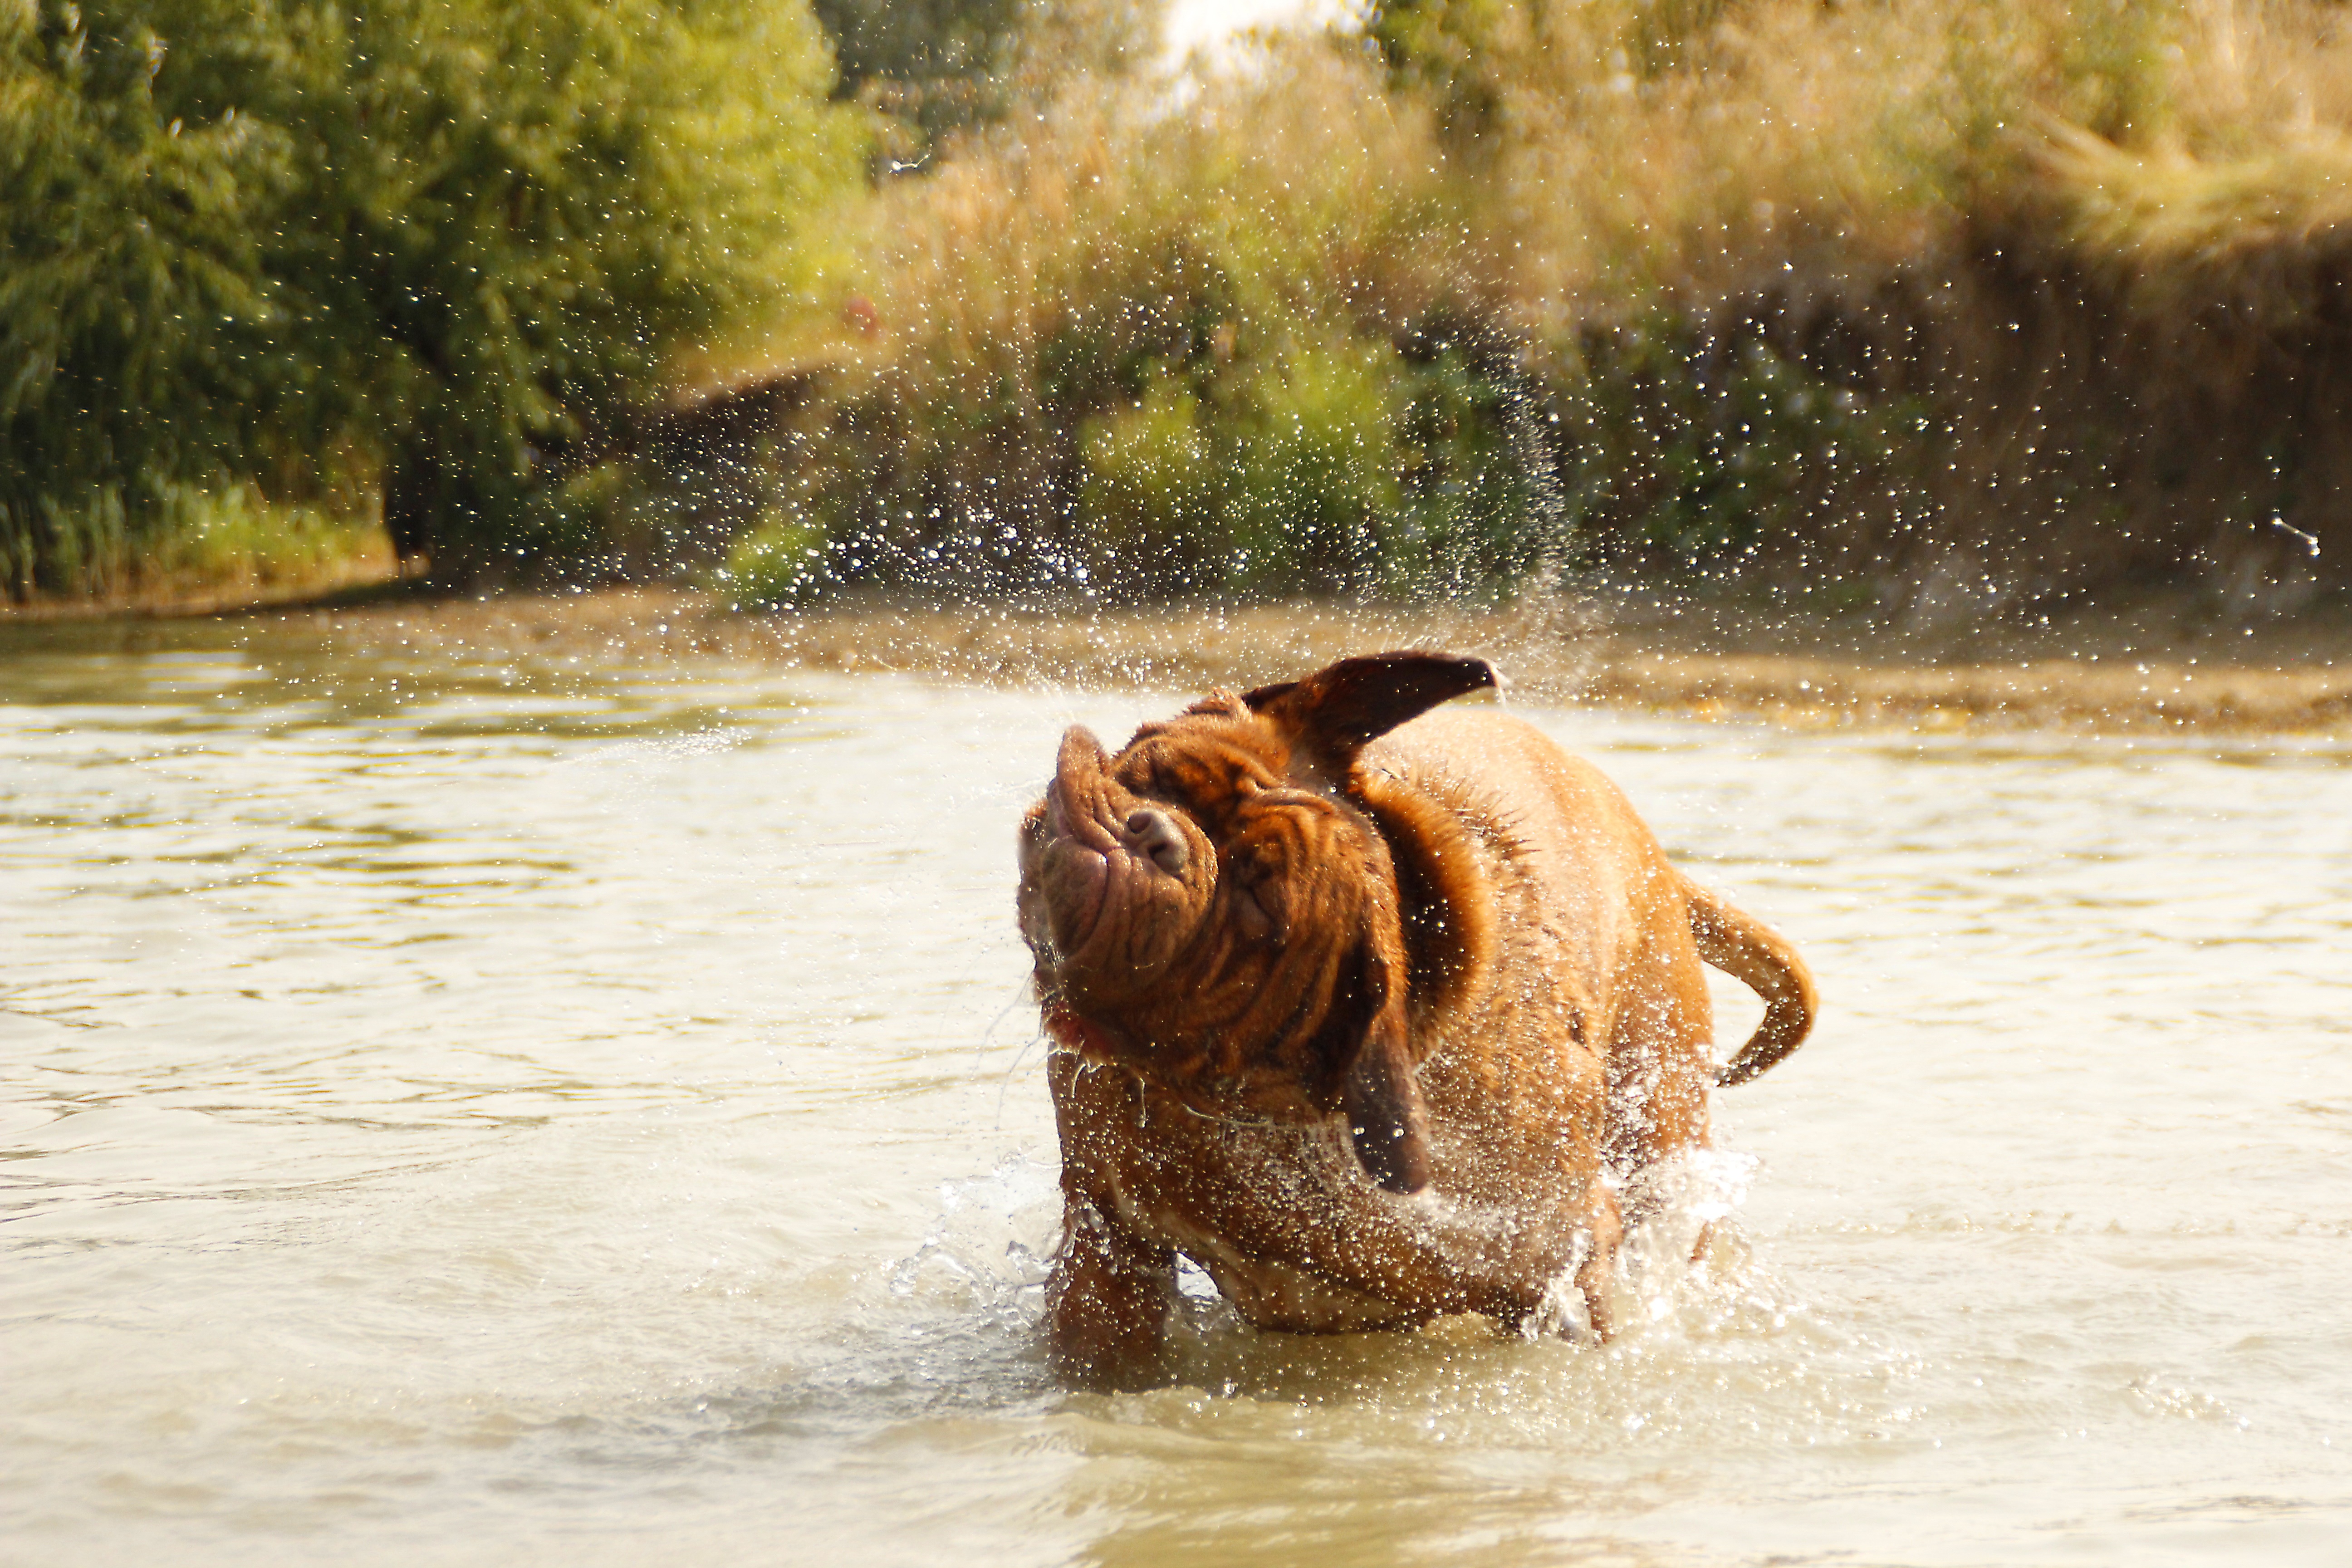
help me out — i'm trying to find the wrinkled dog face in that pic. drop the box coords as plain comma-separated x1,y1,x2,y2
1018,654,1501,1192
1018,694,1387,1102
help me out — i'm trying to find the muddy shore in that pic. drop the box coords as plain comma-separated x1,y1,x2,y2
148,585,2350,735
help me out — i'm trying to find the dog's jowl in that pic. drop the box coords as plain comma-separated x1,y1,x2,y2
1016,652,1817,1379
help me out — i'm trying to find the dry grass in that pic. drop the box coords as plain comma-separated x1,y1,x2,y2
688,48,1464,400
798,0,2352,357
1462,0,2352,320
666,0,2352,608
1467,0,1961,326
803,48,1465,400
838,0,2352,341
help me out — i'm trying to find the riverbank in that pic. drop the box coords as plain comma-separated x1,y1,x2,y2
0,539,409,622
200,585,2352,736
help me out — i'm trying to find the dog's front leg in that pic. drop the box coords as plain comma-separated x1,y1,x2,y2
1574,1179,1624,1340
1046,1186,1176,1384
1044,1054,1181,1383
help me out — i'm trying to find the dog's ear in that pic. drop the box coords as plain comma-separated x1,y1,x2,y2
1337,947,1433,1195
1354,769,1497,1032
1243,652,1499,761
1343,1015,1432,1195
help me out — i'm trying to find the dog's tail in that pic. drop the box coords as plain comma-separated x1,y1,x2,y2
1681,877,1818,1087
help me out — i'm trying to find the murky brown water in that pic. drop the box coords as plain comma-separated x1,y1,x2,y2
5,612,2349,1566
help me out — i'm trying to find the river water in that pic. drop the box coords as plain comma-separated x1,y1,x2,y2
3,612,2347,1567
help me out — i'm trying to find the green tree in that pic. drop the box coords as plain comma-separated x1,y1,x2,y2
1,0,862,595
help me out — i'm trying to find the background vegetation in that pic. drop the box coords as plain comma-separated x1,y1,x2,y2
2,0,859,597
9,0,2352,617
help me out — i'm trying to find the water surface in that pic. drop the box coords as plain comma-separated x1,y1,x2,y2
4,614,2348,1566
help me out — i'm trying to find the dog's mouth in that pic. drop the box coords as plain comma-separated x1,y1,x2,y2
1039,1001,1128,1067
1039,767,1120,956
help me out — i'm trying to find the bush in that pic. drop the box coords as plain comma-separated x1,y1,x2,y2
1572,324,1934,564
1072,335,1423,597
1076,377,1219,589
1384,337,1578,595
716,507,830,608
720,47,1569,603
808,0,1153,163
1216,336,1407,594
1,0,862,598
725,0,2352,606
0,474,389,600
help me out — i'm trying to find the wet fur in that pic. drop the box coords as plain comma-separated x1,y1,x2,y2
1016,653,1816,1380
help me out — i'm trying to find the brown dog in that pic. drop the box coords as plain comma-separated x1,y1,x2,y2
1015,652,1815,1378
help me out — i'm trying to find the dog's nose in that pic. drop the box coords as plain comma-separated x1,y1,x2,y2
1121,808,1190,875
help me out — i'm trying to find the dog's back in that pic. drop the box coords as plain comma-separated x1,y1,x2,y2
1370,707,1721,1183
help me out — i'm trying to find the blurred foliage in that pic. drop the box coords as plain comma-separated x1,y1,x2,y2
1367,0,1520,141
716,505,829,608
815,0,1020,88
1369,0,1743,142
1217,338,1407,594
19,0,2352,609
689,0,2352,609
732,50,1548,602
1077,377,1219,588
1072,334,1413,597
1573,324,1934,562
0,471,389,601
1,0,861,597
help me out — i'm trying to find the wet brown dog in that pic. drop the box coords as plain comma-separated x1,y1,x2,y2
1016,652,1815,1378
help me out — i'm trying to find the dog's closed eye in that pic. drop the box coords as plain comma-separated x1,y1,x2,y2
1230,880,1279,942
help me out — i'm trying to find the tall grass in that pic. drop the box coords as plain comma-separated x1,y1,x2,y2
681,0,2352,615
1461,0,2352,313
711,48,1585,602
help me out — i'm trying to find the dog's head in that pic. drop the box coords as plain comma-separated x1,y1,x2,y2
1017,652,1501,1195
